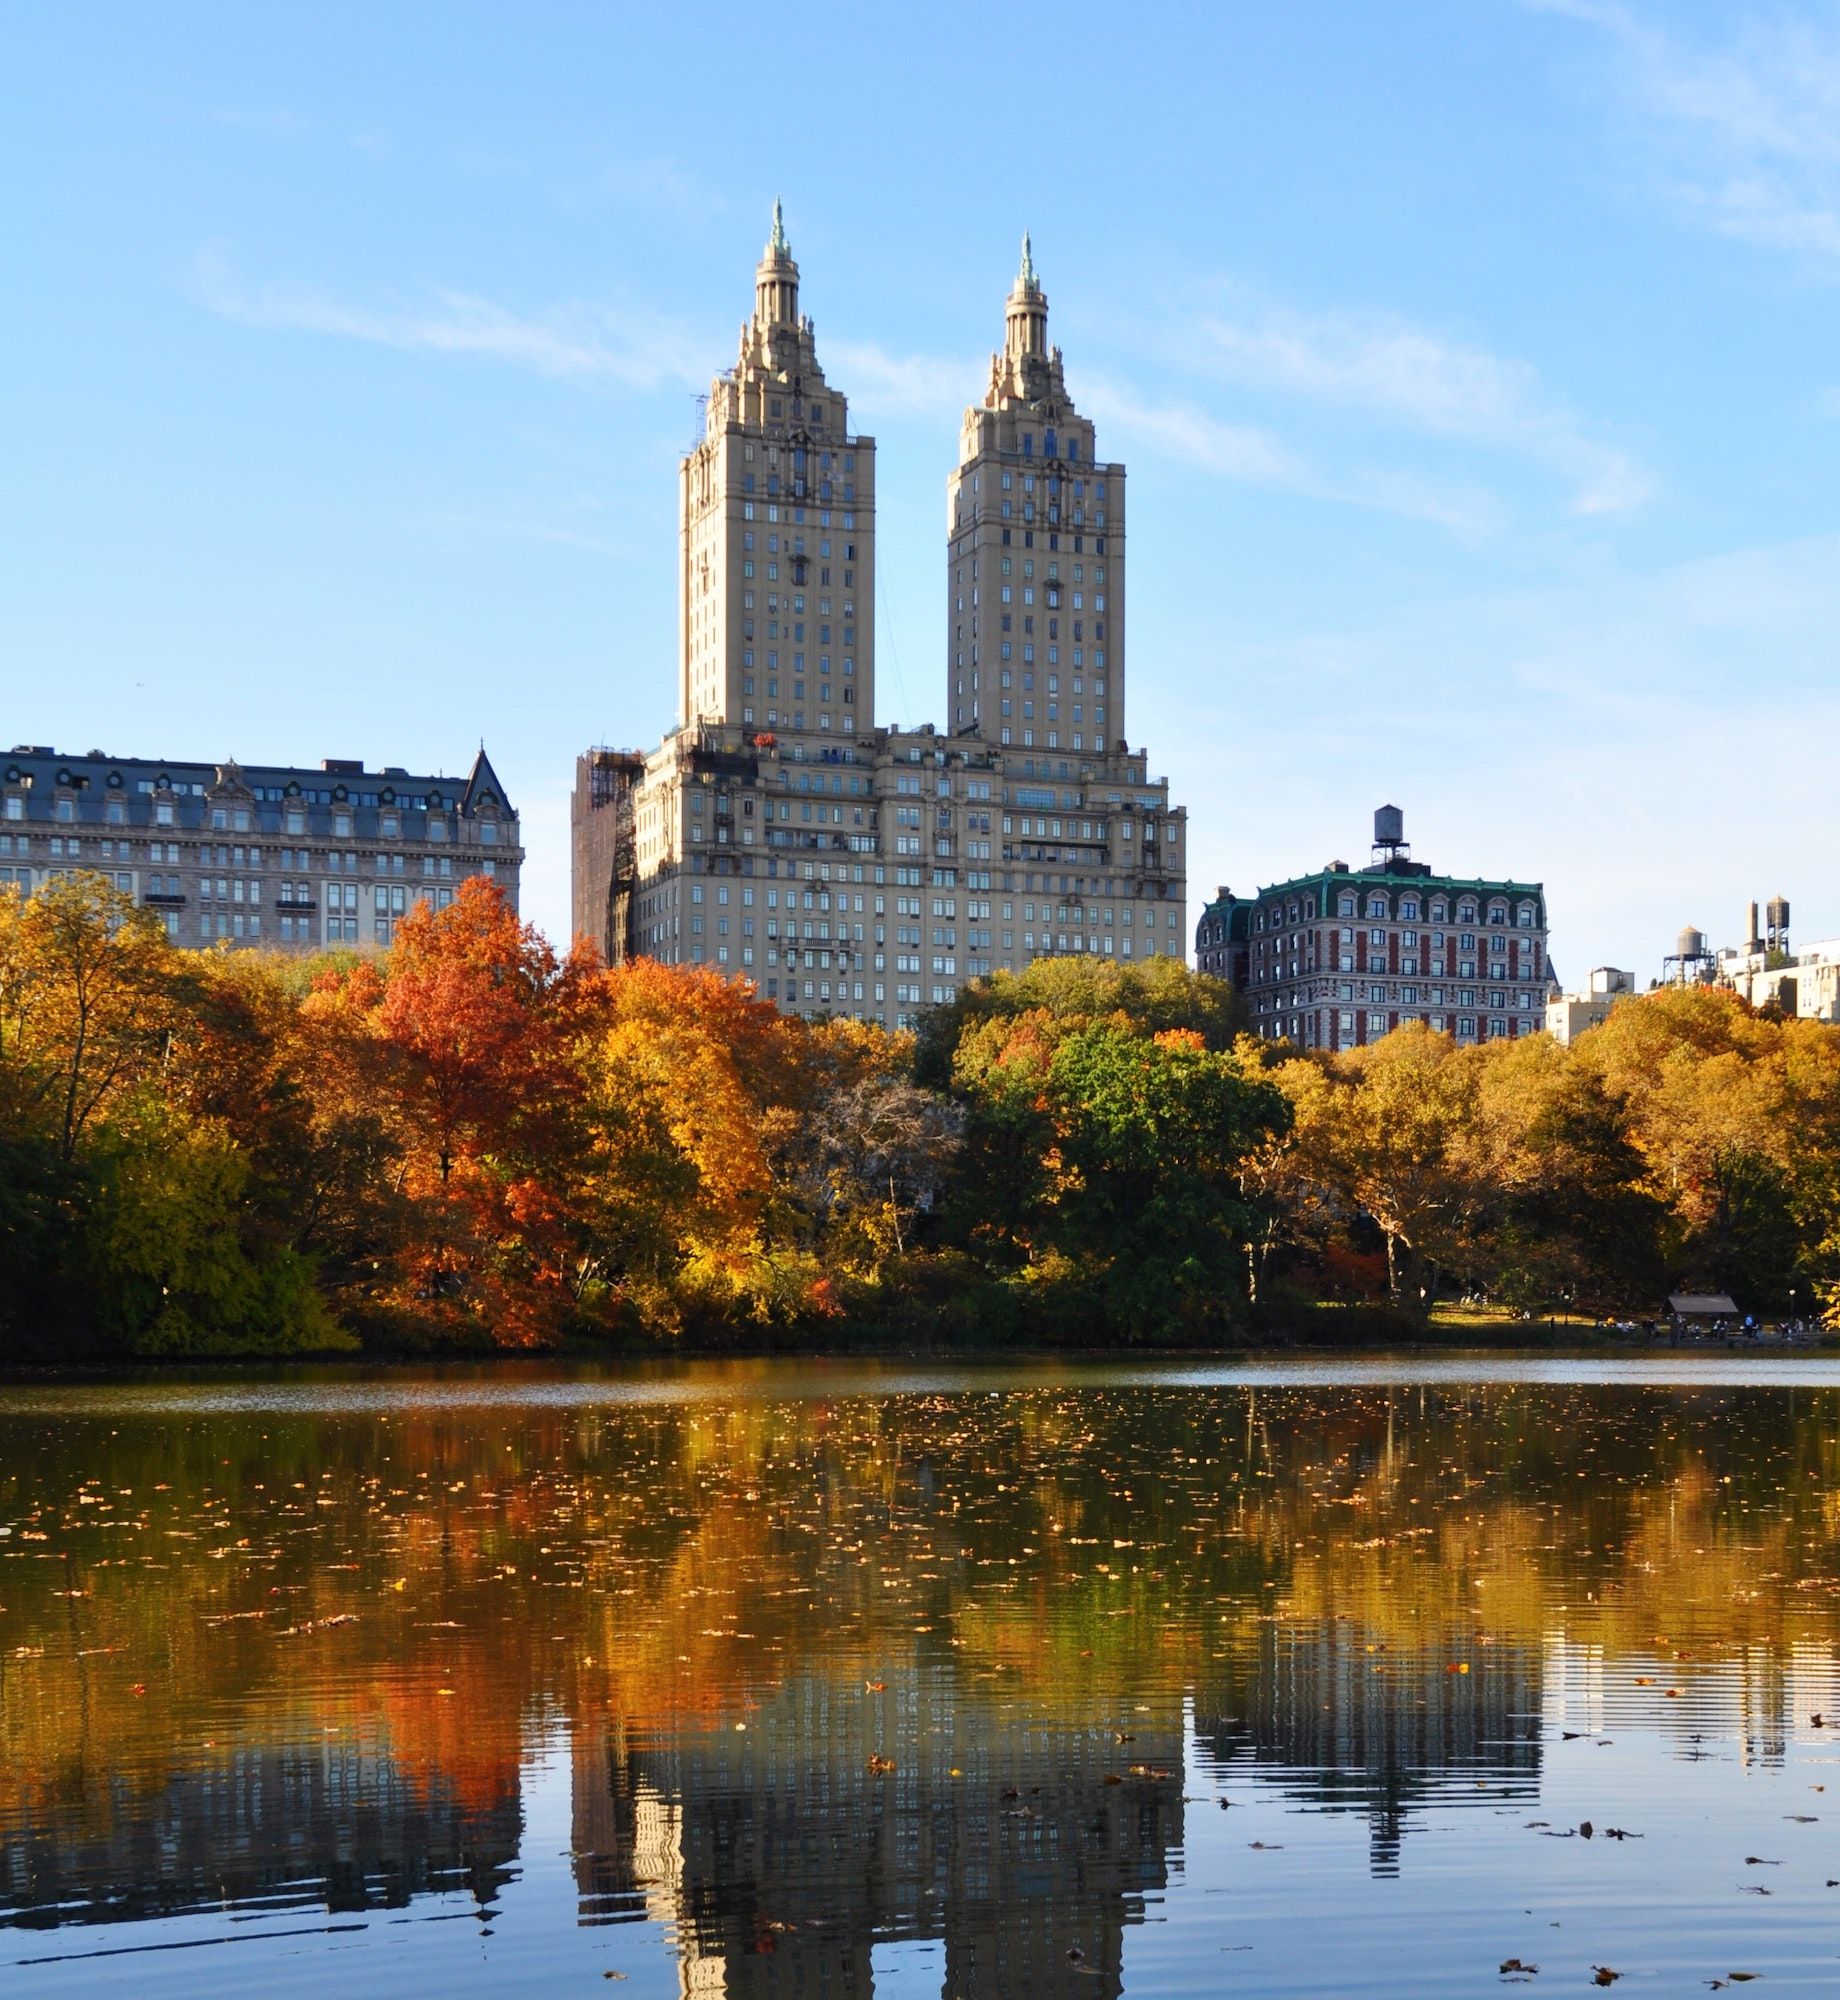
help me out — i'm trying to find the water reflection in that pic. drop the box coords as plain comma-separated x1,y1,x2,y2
4,1373,1840,1995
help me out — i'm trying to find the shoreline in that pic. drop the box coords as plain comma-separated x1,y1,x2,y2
4,1321,1832,1382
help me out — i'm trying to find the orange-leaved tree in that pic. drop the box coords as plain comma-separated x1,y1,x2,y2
319,877,601,1344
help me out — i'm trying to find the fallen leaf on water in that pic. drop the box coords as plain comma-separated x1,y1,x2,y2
1593,1970,1621,1987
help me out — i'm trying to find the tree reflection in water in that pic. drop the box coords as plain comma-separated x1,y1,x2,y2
4,1371,1840,1995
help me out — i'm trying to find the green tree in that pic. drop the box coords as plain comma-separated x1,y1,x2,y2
1038,1024,1288,1337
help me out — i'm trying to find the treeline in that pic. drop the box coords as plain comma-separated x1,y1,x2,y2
2,872,1837,1361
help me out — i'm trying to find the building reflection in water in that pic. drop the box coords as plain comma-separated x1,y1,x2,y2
1,1735,520,1932
573,1672,1186,1999
1195,1623,1543,1877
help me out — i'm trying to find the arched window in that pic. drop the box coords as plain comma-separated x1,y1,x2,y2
1366,892,1388,919
1517,901,1536,927
1488,901,1508,926
1339,894,1356,917
1400,897,1420,920
1458,900,1477,924
1430,898,1447,922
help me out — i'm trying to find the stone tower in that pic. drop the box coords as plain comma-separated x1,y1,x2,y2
677,203,877,740
943,236,1127,753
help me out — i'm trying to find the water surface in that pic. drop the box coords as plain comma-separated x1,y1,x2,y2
5,1357,1840,1995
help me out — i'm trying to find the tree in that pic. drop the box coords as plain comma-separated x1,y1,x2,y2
915,953,1248,1087
804,1072,964,1269
1465,1030,1665,1310
0,872,177,1160
1293,1025,1483,1309
1580,986,1840,1310
1037,1024,1288,1335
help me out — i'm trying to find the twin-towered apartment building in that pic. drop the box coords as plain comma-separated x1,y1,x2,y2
571,208,1188,1029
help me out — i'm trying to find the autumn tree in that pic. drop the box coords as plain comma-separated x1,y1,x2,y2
0,872,177,1160
1285,1024,1485,1310
312,877,600,1344
915,953,1248,1087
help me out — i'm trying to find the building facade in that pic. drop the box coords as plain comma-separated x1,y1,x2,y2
0,744,520,950
1545,965,1634,1044
1715,897,1840,1023
573,215,1186,1029
1194,807,1550,1051
944,234,1126,750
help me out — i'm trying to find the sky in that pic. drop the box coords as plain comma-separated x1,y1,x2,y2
5,0,1839,983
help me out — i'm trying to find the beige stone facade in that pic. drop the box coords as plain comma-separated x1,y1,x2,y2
946,235,1126,751
573,214,1186,1029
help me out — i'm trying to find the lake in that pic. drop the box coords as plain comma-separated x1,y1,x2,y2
5,1356,1840,1996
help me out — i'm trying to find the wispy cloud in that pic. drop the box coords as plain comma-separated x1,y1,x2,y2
824,340,980,419
1084,375,1504,537
1191,307,1650,515
1530,1,1840,272
192,249,700,390
1171,525,1840,977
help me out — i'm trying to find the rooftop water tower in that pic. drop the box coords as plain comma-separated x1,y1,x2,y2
1371,803,1408,868
1664,924,1715,984
1766,895,1791,957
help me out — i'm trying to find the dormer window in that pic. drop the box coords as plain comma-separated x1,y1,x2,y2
56,798,74,823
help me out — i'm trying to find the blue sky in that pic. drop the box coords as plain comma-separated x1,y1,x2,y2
6,0,1839,981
